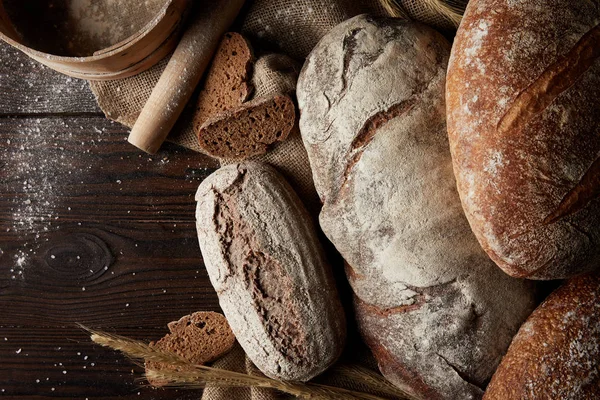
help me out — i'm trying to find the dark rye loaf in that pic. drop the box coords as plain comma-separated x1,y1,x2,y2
484,273,600,399
297,15,536,400
446,0,600,279
195,162,346,381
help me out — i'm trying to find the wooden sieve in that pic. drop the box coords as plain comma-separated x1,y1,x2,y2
0,0,191,80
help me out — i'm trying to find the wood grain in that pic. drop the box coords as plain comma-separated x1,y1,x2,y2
0,43,100,115
0,40,224,399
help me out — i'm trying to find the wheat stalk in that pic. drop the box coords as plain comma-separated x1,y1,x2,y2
82,325,415,400
378,0,411,20
379,0,466,27
328,364,411,399
145,368,397,400
79,324,187,366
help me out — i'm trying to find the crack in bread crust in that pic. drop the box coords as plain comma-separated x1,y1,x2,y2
337,98,417,195
437,353,487,391
353,278,458,316
338,28,363,102
497,23,600,134
544,156,600,225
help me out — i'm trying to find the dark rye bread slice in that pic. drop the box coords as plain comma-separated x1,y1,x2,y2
145,312,236,387
193,32,254,129
197,94,295,160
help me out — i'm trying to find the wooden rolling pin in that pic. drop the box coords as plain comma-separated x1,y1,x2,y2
128,0,246,154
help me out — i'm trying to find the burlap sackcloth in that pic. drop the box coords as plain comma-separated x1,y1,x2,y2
88,1,468,399
203,341,399,400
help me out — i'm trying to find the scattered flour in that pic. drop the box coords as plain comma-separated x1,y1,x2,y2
6,119,66,236
10,250,28,280
1,117,108,275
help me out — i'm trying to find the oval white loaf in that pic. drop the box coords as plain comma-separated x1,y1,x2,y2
297,15,536,399
446,0,600,279
195,161,346,381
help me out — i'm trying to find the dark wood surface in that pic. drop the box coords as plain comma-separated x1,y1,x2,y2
0,41,222,399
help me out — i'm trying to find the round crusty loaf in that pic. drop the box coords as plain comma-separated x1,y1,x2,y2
484,273,600,399
297,15,536,400
446,0,600,279
195,161,346,382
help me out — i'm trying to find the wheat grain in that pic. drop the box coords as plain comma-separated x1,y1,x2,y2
81,325,415,400
378,0,466,27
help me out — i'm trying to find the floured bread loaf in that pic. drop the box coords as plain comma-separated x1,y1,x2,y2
297,15,536,399
446,0,600,279
195,161,346,381
484,272,600,399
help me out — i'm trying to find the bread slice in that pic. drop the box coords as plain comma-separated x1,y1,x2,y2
193,32,254,129
197,94,296,160
145,312,236,387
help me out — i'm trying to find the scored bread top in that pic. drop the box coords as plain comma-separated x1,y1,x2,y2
446,0,600,279
297,15,536,399
193,32,254,129
195,162,346,381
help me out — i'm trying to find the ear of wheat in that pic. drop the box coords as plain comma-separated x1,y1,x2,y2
81,325,415,400
379,0,467,27
378,0,411,19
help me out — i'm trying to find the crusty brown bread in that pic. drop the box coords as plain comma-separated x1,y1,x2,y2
446,0,600,279
297,15,536,399
195,161,346,382
484,272,600,399
145,311,236,387
193,32,254,129
197,94,295,160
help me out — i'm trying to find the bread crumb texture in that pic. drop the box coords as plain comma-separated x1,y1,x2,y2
198,95,295,160
193,32,254,129
145,311,236,387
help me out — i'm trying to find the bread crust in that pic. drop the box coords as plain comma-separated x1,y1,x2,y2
195,161,346,381
446,0,600,279
484,273,600,399
297,15,536,399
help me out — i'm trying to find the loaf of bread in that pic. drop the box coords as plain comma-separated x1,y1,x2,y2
297,15,536,399
446,0,600,279
145,312,236,387
195,161,346,381
484,273,600,399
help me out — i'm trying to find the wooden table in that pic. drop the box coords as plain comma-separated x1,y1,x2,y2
0,40,221,399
